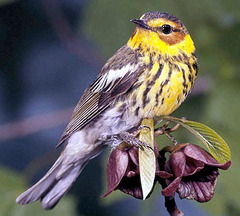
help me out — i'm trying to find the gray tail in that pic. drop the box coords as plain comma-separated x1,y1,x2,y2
16,156,89,210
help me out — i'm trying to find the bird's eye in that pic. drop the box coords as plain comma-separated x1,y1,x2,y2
161,24,172,34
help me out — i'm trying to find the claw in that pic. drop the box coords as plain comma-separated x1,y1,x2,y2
119,131,154,151
138,124,151,131
99,126,153,151
131,124,151,137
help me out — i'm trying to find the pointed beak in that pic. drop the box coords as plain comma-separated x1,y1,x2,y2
130,18,151,30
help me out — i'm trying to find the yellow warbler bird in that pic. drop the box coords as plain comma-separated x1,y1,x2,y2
16,11,198,209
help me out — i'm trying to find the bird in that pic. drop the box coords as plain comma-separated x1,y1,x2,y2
16,11,198,210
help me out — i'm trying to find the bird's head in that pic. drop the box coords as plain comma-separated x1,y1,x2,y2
128,12,195,57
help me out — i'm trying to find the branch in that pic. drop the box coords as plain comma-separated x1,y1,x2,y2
0,107,73,142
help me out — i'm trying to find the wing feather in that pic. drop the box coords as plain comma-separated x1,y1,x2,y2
57,45,141,146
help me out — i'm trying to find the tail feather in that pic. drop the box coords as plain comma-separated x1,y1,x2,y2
16,158,62,205
16,131,105,209
41,164,83,209
16,156,89,209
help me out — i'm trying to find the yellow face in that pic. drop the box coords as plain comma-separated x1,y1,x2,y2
128,13,195,56
145,18,187,46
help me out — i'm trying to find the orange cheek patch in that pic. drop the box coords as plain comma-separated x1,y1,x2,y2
159,31,185,45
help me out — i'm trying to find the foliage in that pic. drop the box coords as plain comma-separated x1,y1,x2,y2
157,116,231,163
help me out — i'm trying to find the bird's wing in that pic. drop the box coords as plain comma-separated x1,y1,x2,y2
57,45,142,147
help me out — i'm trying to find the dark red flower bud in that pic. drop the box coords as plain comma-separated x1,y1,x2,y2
103,146,143,199
103,142,168,199
161,144,231,202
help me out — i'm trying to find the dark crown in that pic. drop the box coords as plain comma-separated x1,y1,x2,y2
141,12,184,27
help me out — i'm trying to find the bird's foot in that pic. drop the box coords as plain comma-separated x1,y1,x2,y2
118,131,153,151
99,125,152,150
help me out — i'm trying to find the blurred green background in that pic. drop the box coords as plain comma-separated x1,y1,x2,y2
0,0,239,215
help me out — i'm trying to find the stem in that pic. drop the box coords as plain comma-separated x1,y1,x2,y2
165,197,184,216
164,130,179,145
154,120,180,145
158,152,183,215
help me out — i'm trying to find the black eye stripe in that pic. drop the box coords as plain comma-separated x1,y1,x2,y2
173,29,181,32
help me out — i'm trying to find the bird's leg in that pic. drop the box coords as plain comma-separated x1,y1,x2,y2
118,132,152,151
99,125,153,150
119,124,153,150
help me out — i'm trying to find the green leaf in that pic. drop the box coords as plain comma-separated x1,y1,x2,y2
155,116,231,163
138,118,155,200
